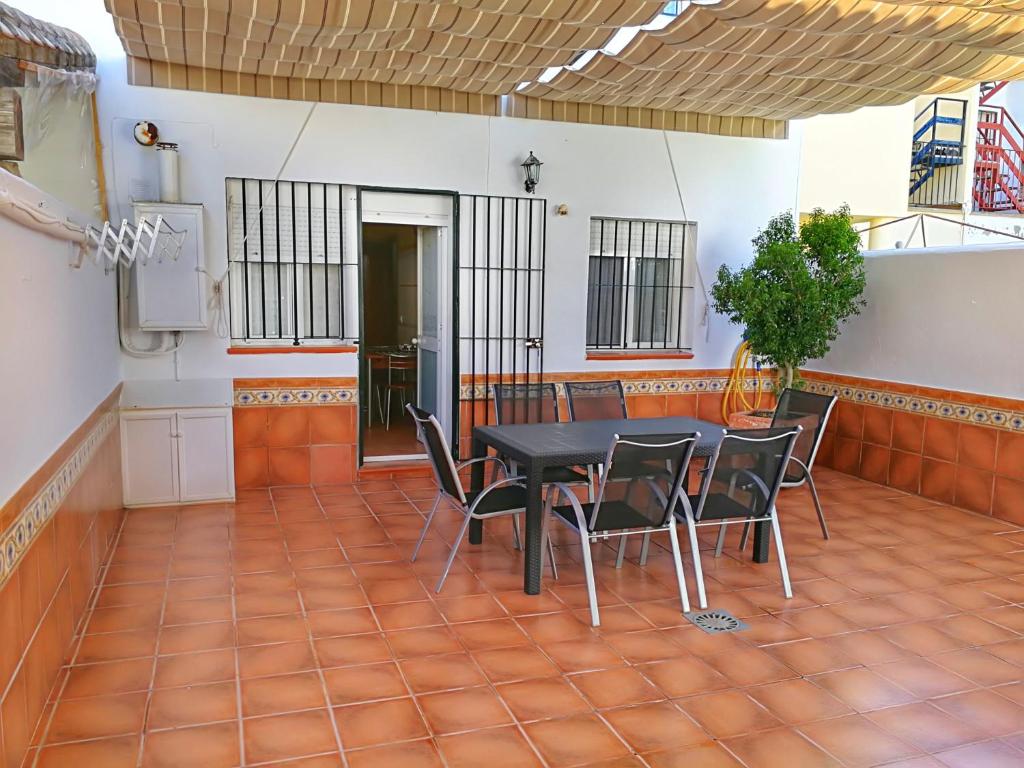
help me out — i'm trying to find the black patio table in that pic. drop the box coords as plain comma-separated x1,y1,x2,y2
468,416,773,595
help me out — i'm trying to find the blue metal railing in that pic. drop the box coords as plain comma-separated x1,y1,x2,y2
909,97,967,207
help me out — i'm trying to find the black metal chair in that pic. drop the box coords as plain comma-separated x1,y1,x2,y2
564,380,627,421
543,432,700,626
564,379,665,567
492,383,593,548
676,427,802,610
767,388,838,540
407,404,556,592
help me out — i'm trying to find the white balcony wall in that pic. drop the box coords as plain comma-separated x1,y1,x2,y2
805,243,1024,401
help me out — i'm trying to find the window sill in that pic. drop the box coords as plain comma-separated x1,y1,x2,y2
586,350,695,361
228,345,358,355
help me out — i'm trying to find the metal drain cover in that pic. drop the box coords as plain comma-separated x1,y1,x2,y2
685,609,748,634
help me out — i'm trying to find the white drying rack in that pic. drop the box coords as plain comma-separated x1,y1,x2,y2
83,215,187,272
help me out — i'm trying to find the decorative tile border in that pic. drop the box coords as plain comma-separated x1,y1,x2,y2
803,378,1024,433
234,387,358,407
0,410,117,588
458,376,767,401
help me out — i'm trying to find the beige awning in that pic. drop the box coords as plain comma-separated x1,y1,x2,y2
104,0,1024,138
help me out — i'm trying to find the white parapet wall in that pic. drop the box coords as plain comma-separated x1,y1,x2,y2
805,242,1024,400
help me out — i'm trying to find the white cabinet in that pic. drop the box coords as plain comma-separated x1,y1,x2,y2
121,408,234,506
132,202,208,331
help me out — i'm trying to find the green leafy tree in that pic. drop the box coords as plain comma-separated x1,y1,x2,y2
711,206,866,389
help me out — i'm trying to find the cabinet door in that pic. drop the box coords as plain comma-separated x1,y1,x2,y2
176,409,234,502
132,204,208,330
122,412,179,506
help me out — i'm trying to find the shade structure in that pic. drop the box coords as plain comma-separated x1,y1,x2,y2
104,0,1024,136
1,1,95,71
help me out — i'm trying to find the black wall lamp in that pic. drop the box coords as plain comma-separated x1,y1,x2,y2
521,151,542,194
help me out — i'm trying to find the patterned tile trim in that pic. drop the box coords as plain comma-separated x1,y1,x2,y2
458,376,766,401
234,387,358,407
803,379,1024,433
0,410,117,589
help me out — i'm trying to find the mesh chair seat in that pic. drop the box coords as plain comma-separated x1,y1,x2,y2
687,493,768,522
464,485,528,515
552,499,658,532
543,466,590,485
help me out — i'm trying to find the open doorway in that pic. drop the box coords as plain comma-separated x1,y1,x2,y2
359,191,453,463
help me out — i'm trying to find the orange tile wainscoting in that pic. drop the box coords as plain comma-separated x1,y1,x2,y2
0,387,124,768
803,371,1024,526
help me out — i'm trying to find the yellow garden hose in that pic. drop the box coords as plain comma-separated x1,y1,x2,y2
722,340,765,423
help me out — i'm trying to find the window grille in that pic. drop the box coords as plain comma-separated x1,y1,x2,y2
586,217,696,351
226,178,358,345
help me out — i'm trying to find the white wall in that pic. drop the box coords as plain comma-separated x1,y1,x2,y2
805,243,1024,400
92,64,801,380
0,184,121,503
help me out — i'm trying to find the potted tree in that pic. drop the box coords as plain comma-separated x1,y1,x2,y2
712,206,866,412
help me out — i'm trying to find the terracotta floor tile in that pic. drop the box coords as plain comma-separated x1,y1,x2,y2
472,646,561,683
315,634,393,667
450,619,532,651
678,690,782,739
930,689,1024,737
798,713,921,767
162,596,233,625
148,682,237,729
746,678,853,724
525,713,631,766
602,631,684,665
872,657,976,698
931,647,1024,687
602,701,708,753
333,697,428,749
62,659,154,699
638,656,732,698
386,626,463,658
323,661,409,705
811,667,918,712
399,653,488,694
866,702,988,753
158,622,235,654
435,593,509,623
703,646,800,687
418,686,513,734
141,722,240,768
241,671,328,716
375,601,446,631
934,740,1024,768
36,735,140,768
154,649,236,688
49,692,147,743
244,709,339,763
763,637,859,676
496,678,591,722
239,640,318,678
76,629,157,663
438,726,543,768
539,638,625,673
571,667,664,709
643,741,745,768
346,738,444,768
724,726,843,768
306,607,378,638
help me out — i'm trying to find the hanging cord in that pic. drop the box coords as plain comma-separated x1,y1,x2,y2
662,130,712,342
197,266,230,338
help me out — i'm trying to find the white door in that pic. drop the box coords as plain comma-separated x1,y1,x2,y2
122,412,179,505
177,409,235,502
417,227,442,421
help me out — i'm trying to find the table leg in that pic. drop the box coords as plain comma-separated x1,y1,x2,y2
752,519,770,563
468,435,486,545
523,463,544,595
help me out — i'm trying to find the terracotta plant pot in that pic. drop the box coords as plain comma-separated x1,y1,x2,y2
727,410,774,429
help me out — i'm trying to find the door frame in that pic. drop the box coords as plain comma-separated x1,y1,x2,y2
355,186,460,466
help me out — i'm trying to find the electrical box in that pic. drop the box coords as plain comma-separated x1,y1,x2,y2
132,202,207,330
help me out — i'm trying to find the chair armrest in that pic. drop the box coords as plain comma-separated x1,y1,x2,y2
457,456,509,478
467,475,527,516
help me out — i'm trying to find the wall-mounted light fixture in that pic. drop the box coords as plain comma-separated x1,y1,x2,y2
521,151,542,194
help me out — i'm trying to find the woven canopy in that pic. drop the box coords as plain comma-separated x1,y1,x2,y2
104,0,1024,136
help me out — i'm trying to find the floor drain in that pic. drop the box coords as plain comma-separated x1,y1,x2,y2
685,609,747,634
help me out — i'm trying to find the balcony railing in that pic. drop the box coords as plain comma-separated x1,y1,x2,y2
909,97,966,209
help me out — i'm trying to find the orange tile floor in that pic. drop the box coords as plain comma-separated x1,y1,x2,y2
25,469,1024,768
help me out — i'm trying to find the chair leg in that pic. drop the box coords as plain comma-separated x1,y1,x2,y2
684,514,708,610
770,509,793,599
614,535,628,569
639,532,652,566
739,520,751,551
666,520,691,614
714,522,728,557
541,508,558,580
806,472,830,540
578,533,601,627
385,389,392,431
511,513,523,551
412,492,441,562
436,515,471,593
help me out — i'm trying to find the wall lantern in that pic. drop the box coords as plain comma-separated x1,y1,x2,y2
521,151,542,194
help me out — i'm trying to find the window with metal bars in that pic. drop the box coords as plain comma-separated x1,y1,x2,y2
586,217,697,351
225,177,358,345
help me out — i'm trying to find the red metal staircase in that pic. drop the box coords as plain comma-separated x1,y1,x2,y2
974,83,1024,213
